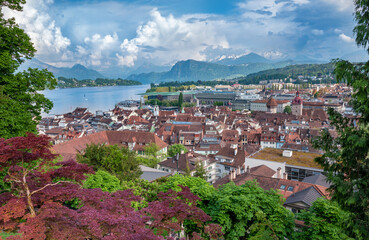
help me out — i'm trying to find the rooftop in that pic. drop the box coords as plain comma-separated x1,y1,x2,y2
250,148,322,169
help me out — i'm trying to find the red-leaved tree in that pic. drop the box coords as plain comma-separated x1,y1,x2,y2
0,134,222,239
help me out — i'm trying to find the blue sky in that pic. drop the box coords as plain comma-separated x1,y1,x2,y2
3,0,367,72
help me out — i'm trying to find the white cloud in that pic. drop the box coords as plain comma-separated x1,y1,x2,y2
321,0,354,12
118,8,229,66
293,0,310,4
78,33,121,67
262,50,285,59
3,0,71,58
238,0,309,19
312,29,324,35
339,33,355,43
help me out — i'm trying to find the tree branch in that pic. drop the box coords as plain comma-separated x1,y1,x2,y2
30,181,71,195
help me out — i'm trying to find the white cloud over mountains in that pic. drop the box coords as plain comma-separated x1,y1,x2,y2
3,0,71,62
118,9,229,66
3,0,361,71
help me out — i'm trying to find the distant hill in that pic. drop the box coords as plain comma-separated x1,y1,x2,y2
215,53,270,65
127,59,292,83
235,63,334,85
19,59,105,80
127,62,172,75
57,77,142,88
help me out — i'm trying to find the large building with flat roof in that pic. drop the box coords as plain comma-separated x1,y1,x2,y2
250,99,291,113
245,148,323,181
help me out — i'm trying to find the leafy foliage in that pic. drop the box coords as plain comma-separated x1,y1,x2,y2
167,144,188,157
0,135,222,240
193,162,207,180
0,133,93,222
237,63,335,85
77,143,142,181
294,198,353,240
57,77,142,88
178,92,183,110
83,170,121,192
213,101,224,106
158,174,216,206
0,0,57,139
121,178,161,203
311,2,369,237
136,143,161,168
206,181,294,240
283,106,292,114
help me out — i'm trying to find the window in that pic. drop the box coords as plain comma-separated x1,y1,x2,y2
225,166,230,171
287,186,294,191
280,185,286,190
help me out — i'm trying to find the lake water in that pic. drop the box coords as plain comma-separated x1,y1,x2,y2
40,84,150,116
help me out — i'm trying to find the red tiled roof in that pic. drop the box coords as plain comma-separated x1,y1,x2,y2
267,97,278,108
52,130,167,160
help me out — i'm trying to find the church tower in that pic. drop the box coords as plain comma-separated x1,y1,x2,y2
154,105,160,117
266,96,278,113
291,91,303,116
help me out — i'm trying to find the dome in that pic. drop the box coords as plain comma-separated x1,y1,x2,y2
267,97,278,108
292,91,303,105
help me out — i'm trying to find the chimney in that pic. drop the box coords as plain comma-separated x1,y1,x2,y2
237,166,241,175
246,165,250,174
283,172,288,179
277,167,282,179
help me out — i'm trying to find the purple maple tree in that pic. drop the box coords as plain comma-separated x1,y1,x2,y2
0,134,222,239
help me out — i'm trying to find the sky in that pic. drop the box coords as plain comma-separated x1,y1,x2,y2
3,0,367,73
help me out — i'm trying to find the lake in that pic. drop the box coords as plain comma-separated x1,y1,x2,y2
40,84,150,116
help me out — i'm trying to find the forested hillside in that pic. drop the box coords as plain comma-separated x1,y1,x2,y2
236,63,335,84
57,77,142,88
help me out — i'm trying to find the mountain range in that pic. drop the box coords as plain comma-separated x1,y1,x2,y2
126,59,293,84
18,51,365,82
19,59,104,80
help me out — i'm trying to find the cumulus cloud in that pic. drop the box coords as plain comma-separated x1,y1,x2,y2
3,0,71,59
80,33,120,66
262,50,285,59
312,29,324,35
118,9,229,66
321,0,354,12
238,0,309,19
339,33,355,43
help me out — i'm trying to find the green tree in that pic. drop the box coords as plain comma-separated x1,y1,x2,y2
121,178,161,206
193,161,207,180
136,143,161,168
144,143,159,158
167,144,188,157
0,0,57,139
178,92,183,110
312,1,369,238
294,198,353,240
83,170,121,192
77,143,142,181
207,181,294,240
283,105,292,114
158,174,216,209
